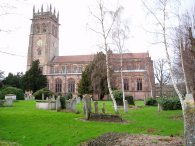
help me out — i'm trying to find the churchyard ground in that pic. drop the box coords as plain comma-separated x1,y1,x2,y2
0,100,183,146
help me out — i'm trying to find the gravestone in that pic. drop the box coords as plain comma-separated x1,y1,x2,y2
124,100,128,113
56,96,61,111
70,97,77,112
76,97,81,104
158,103,162,112
6,98,13,107
65,97,77,113
52,94,55,101
5,94,16,100
94,101,98,114
66,100,71,109
83,94,92,120
42,93,44,100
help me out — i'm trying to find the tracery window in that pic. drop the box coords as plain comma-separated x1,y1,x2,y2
137,78,142,91
124,78,129,91
55,78,62,93
68,79,75,93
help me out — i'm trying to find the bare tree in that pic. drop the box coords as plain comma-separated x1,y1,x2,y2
89,0,123,113
142,0,195,145
112,7,129,112
154,58,170,97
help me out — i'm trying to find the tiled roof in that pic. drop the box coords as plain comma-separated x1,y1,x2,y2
52,52,149,63
52,55,94,63
111,53,149,59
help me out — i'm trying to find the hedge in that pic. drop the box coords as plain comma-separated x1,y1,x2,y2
0,86,24,100
33,88,54,100
157,97,181,110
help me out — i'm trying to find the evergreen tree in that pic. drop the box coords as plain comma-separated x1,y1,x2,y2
77,64,93,95
2,72,23,89
22,60,47,92
78,52,114,100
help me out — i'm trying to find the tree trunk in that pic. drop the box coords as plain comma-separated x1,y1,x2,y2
105,51,118,113
180,41,190,94
183,100,195,146
120,53,126,112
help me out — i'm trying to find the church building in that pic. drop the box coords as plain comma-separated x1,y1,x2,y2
27,5,155,100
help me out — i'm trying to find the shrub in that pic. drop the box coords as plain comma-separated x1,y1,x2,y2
126,95,135,105
65,92,73,100
145,97,157,106
60,96,66,109
157,97,181,110
0,86,24,100
113,90,123,105
113,90,134,105
33,88,54,100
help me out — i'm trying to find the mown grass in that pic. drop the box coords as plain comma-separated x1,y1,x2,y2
0,100,183,146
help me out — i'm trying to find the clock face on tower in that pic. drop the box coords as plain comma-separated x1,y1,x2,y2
37,39,43,47
35,39,44,56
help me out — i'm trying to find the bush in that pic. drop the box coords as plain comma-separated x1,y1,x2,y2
0,86,24,100
64,92,73,100
113,90,134,105
145,97,157,106
33,88,54,100
157,97,181,110
126,95,135,105
60,96,66,109
113,90,123,105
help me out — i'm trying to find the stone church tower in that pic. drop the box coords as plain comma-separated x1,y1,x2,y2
27,5,59,74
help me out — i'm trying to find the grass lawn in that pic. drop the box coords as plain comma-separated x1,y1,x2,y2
0,100,183,146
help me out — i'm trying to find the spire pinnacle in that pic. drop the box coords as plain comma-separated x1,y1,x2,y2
41,4,43,14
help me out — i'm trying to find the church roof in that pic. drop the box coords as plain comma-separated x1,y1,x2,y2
52,52,149,64
52,55,94,63
111,53,149,59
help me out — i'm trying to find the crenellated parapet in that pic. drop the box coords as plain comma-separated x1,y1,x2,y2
32,4,59,24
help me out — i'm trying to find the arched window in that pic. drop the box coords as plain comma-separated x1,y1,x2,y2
137,78,142,91
42,23,47,33
68,79,75,93
124,78,129,91
55,78,62,93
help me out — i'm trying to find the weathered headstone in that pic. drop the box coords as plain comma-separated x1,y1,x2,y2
6,98,13,107
52,94,55,101
102,102,106,114
94,101,98,114
76,97,81,104
56,96,61,111
66,100,71,109
42,93,44,100
5,94,16,100
83,94,92,120
158,103,162,112
70,98,77,112
124,100,128,113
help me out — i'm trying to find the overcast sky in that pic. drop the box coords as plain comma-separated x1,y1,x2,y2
0,0,194,76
